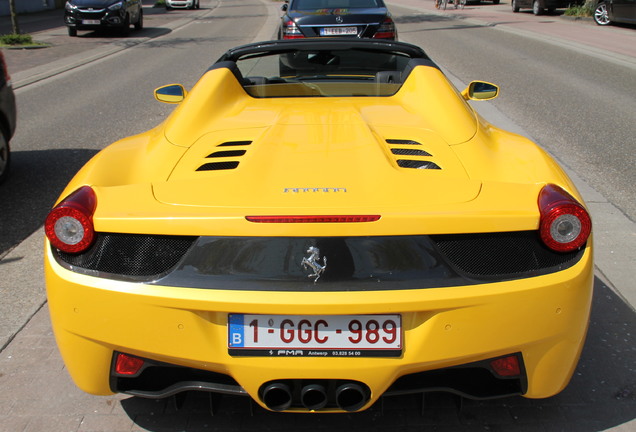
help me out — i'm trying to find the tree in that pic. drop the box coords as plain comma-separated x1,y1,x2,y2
9,0,21,35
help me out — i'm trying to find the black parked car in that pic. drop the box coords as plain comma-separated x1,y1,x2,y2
0,52,17,185
511,0,575,15
279,0,397,40
593,0,636,25
64,0,143,37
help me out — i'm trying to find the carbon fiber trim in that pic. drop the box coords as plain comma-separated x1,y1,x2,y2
53,232,584,289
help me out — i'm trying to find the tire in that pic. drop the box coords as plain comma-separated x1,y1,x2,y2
68,26,77,37
0,133,10,185
493,0,500,4
196,0,200,8
511,0,520,12
120,14,131,36
134,9,143,30
594,3,611,25
532,0,544,15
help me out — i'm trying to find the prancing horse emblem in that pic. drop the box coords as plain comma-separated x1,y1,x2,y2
301,246,327,283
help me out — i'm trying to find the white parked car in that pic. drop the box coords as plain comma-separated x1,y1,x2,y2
165,0,200,10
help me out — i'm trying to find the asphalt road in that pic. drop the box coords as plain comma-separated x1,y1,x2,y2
0,0,635,430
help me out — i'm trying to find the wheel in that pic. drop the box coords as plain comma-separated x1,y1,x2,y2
196,0,200,8
68,26,77,37
0,133,10,185
532,0,544,15
134,9,143,30
511,0,520,12
493,0,500,4
120,14,131,36
594,3,611,25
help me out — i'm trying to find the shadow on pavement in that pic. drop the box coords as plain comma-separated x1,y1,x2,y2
120,277,636,431
0,148,98,255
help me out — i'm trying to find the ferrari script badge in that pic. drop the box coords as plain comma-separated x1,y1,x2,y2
301,246,327,283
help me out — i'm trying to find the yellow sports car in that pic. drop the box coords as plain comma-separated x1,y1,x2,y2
44,40,593,413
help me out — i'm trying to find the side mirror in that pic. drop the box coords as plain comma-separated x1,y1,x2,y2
281,3,288,11
154,84,186,104
462,81,499,101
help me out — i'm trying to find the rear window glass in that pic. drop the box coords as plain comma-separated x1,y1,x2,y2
292,0,384,9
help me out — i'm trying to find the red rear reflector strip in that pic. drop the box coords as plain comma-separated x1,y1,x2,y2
490,355,521,377
115,353,145,375
246,215,381,223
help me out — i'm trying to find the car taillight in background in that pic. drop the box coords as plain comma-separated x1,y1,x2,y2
538,184,591,253
282,20,304,39
0,52,11,87
373,17,396,40
45,186,97,254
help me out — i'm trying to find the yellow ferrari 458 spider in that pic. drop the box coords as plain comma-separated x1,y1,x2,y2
44,40,593,413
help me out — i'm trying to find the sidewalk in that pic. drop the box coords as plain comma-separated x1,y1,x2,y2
388,0,636,67
1,1,198,89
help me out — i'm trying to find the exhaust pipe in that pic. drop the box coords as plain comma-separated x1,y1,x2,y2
335,382,368,412
261,382,292,412
300,384,328,410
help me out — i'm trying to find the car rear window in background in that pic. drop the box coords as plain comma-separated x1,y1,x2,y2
293,0,384,9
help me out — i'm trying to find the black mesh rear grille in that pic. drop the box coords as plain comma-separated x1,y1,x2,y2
54,234,197,279
54,232,585,288
431,231,583,278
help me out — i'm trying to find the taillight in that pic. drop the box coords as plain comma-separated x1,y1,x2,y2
538,184,591,253
246,215,381,223
45,186,97,254
282,20,304,39
373,18,396,39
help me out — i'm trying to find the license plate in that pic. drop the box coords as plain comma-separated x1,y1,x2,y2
320,27,357,36
228,314,401,357
82,20,100,25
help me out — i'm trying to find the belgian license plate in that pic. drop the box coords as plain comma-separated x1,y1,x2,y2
82,20,100,25
228,314,402,357
320,27,357,36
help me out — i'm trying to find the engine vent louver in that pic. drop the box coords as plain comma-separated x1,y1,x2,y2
386,139,441,170
206,150,246,158
197,161,240,171
391,148,432,157
397,160,441,169
196,141,251,172
218,140,252,147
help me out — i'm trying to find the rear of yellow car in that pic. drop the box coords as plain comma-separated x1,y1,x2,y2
44,40,593,413
45,228,592,411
